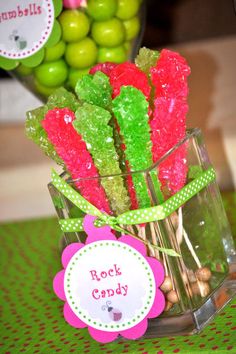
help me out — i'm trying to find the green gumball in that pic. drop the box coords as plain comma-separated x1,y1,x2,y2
59,10,90,43
116,0,140,20
34,60,68,87
87,0,117,21
123,16,140,40
65,38,98,69
68,67,90,89
44,41,66,62
124,40,131,53
92,18,125,47
15,64,33,76
98,46,127,63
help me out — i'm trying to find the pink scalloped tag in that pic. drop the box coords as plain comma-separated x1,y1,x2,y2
53,216,165,343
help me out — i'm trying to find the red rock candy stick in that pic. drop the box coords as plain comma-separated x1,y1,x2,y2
42,108,111,213
109,62,151,100
150,49,191,194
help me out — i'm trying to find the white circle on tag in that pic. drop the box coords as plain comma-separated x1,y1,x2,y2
64,240,156,332
0,0,54,59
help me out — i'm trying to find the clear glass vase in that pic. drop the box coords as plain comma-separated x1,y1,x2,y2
48,128,236,337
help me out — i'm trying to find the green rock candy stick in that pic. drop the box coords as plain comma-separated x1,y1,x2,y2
75,71,127,172
74,103,130,215
46,87,80,112
75,71,112,111
135,47,160,75
112,86,154,208
135,47,160,111
25,106,64,166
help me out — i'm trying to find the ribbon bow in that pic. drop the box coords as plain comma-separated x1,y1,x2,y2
51,167,215,256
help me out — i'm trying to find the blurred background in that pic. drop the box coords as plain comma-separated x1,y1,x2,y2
1,0,236,221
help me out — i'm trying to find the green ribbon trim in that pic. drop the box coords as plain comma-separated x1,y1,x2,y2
51,167,216,233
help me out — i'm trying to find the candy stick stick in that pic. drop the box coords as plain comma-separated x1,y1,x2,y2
150,98,188,193
150,49,191,194
109,62,151,100
76,70,142,211
109,61,164,206
75,71,112,111
46,87,80,112
176,207,184,245
150,222,160,259
73,103,130,215
135,47,160,112
26,88,80,166
89,62,117,76
82,69,149,210
135,47,160,76
42,108,111,214
176,207,202,268
125,162,139,210
75,71,129,199
152,222,169,275
151,49,190,100
112,86,154,208
112,116,139,210
26,106,63,166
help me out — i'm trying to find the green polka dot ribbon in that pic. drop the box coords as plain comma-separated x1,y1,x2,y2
51,166,216,233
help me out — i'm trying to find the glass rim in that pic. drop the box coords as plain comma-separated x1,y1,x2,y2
54,128,201,184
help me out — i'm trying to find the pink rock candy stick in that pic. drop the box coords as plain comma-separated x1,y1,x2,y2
150,49,191,194
42,108,111,214
109,62,151,100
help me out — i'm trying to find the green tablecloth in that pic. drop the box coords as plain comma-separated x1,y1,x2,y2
0,192,236,354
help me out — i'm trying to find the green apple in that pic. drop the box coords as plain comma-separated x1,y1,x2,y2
123,16,140,40
34,60,68,87
92,18,125,47
44,41,66,62
65,37,98,69
87,0,117,21
59,10,90,42
98,46,127,63
68,67,90,88
116,0,140,20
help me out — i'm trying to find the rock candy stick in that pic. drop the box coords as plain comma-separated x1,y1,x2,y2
109,62,151,100
75,71,124,166
25,88,80,167
150,49,191,194
112,86,153,208
26,106,63,166
89,62,117,76
46,87,80,112
151,49,190,100
75,71,112,111
135,47,160,76
42,108,111,214
73,103,130,215
109,62,153,208
76,71,135,209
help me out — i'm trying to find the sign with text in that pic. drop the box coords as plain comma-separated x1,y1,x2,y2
0,0,54,59
53,216,165,343
64,240,156,332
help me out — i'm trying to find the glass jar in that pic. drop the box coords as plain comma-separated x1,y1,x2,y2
48,128,236,337
6,0,146,101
